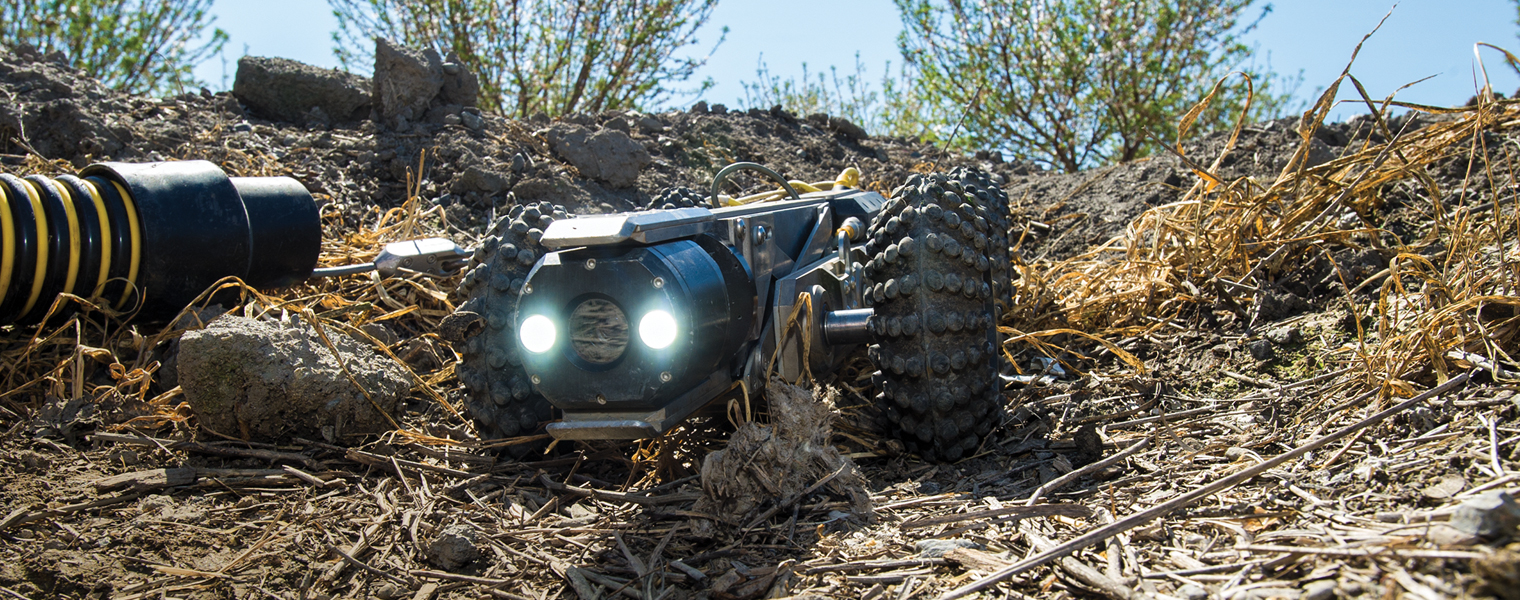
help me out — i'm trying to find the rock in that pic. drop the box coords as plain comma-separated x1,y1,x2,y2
828,116,868,140
1452,491,1520,539
916,538,983,558
1248,339,1276,361
178,315,409,441
461,110,483,130
1266,326,1300,345
1256,289,1311,322
372,37,444,129
1302,579,1338,600
232,56,371,124
1422,475,1467,500
543,124,652,188
1178,583,1209,600
1424,523,1481,546
637,114,664,134
426,524,480,570
455,165,512,194
438,56,479,107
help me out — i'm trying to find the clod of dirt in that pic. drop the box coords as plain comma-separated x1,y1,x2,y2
1452,491,1520,540
233,56,371,125
693,379,872,528
370,38,478,131
372,37,443,129
543,123,652,188
178,315,409,441
425,523,480,570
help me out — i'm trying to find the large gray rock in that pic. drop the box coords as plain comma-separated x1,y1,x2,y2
232,56,371,124
543,124,652,188
372,37,444,128
1452,490,1520,539
178,315,409,441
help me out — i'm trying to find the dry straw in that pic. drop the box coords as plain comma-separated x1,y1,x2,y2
1002,30,1520,409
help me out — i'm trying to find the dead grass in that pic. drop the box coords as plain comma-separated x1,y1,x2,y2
1003,86,1520,408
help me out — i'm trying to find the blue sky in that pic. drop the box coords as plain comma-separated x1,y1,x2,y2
195,0,1519,123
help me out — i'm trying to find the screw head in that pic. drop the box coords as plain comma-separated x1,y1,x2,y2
596,394,607,405
652,277,665,289
659,371,673,383
523,283,533,295
585,258,596,270
530,374,541,385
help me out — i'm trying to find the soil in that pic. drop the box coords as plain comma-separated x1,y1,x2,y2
1,42,1518,600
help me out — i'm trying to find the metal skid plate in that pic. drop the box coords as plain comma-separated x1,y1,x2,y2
546,372,732,439
540,207,714,249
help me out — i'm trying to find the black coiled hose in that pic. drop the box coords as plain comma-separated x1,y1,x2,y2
0,160,320,325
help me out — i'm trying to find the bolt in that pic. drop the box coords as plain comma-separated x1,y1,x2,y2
523,283,533,295
753,225,768,242
596,394,607,405
652,277,665,289
585,258,596,270
659,371,672,383
530,374,541,385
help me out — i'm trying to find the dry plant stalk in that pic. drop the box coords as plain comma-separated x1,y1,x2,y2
1004,94,1520,405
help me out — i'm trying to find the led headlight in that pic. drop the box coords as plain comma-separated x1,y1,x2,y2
638,310,678,349
519,314,556,354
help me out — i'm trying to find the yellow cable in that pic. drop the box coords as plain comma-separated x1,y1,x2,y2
80,179,112,298
111,181,141,309
47,179,81,296
18,180,48,319
0,184,13,308
835,166,860,188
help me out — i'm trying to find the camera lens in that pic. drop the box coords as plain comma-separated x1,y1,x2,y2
568,298,628,365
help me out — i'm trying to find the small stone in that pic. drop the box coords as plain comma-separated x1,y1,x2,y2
461,111,483,130
1178,583,1208,600
915,538,983,557
1375,512,1404,523
1211,343,1232,358
1247,339,1275,360
1451,490,1520,539
1223,447,1248,461
1302,580,1337,600
1422,475,1467,500
374,583,405,600
426,524,480,570
1266,326,1300,345
442,113,462,125
232,122,253,132
637,115,664,134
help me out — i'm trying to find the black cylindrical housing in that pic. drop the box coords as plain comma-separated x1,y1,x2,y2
0,160,320,324
515,234,755,412
234,176,321,287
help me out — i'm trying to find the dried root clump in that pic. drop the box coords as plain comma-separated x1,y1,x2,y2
693,377,872,530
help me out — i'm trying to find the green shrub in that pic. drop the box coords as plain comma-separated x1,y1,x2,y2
0,0,226,95
330,0,725,117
